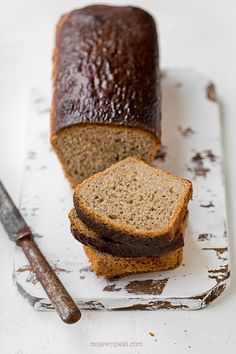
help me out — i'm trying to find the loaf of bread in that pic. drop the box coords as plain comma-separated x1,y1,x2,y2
51,5,161,187
74,157,192,248
83,246,183,279
69,208,187,257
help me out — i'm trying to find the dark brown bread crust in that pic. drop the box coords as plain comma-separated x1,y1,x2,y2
74,198,188,248
51,5,161,140
69,208,187,256
70,224,184,257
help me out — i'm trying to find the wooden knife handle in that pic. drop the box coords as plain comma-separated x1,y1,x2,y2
18,236,81,324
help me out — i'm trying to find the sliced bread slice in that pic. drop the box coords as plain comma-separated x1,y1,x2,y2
83,245,183,279
69,208,187,257
74,157,192,247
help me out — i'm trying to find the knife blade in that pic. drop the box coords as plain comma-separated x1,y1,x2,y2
0,180,81,324
0,181,31,240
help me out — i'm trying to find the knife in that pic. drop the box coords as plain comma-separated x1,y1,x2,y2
0,180,81,324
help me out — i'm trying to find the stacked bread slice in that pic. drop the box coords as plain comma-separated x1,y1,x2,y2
69,157,192,279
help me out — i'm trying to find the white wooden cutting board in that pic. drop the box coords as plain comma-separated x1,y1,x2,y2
14,69,230,310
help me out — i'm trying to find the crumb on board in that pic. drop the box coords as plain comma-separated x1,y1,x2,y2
149,332,155,337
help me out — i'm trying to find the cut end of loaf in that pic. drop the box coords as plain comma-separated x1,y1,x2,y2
74,157,192,237
51,124,160,187
83,245,183,279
